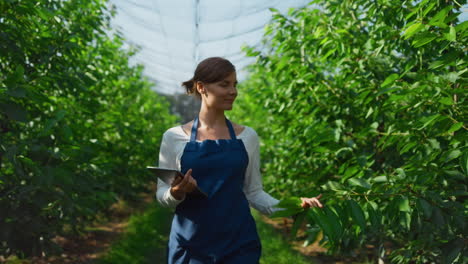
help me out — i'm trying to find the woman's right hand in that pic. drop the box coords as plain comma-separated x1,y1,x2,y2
170,168,197,200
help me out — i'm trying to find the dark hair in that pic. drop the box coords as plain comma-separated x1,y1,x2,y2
182,57,236,99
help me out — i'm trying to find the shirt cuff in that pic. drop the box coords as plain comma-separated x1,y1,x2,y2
247,190,281,216
165,188,186,206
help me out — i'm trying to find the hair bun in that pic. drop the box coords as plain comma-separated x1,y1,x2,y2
181,79,195,95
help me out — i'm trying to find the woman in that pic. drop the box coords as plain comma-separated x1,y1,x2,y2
156,57,323,264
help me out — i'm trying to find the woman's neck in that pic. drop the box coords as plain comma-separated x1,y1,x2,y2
198,106,226,130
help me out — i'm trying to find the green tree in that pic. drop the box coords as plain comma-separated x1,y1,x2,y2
231,0,467,263
0,0,176,257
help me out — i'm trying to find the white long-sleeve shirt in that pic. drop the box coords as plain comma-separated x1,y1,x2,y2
155,125,280,216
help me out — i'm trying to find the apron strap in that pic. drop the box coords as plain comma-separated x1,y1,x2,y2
225,118,237,140
190,115,199,142
190,115,237,141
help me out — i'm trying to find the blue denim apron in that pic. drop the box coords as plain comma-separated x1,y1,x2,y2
167,115,261,264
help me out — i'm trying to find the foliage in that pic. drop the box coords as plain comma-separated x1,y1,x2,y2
231,0,467,263
0,0,176,257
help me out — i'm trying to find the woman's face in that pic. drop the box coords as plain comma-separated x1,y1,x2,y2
197,71,238,110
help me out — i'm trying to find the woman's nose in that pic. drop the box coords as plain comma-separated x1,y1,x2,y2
230,87,237,95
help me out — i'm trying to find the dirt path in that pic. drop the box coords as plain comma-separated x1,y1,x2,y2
5,188,157,264
29,221,128,264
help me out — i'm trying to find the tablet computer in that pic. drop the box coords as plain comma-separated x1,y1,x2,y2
146,166,207,198
146,166,183,185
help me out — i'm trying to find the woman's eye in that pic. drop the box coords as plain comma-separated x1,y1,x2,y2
220,83,235,88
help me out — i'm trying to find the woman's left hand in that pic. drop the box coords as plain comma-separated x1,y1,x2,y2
300,194,323,209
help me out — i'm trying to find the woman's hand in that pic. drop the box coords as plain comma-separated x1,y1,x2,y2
170,169,197,200
300,194,323,209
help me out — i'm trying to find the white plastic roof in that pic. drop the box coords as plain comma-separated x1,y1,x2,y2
108,0,313,94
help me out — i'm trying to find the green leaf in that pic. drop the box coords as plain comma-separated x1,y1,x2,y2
324,206,343,240
365,106,373,119
84,72,97,82
441,238,464,264
422,2,436,17
6,86,27,98
428,6,452,27
347,200,366,231
278,102,286,112
321,181,346,191
13,65,25,82
400,142,417,154
428,60,445,69
444,149,461,163
36,8,52,21
270,197,304,218
348,178,371,190
403,23,425,39
446,190,468,197
439,97,453,105
381,73,399,87
372,176,387,183
303,227,320,247
356,155,367,168
455,20,468,33
0,102,28,122
460,151,468,175
444,26,456,41
444,72,460,83
405,8,418,20
401,212,411,230
270,207,304,218
444,170,465,180
309,208,334,240
312,146,329,153
291,211,307,238
395,168,406,179
412,32,437,47
268,7,279,13
367,205,381,231
398,196,410,212
444,168,465,177
335,147,353,157
343,165,360,181
417,198,432,218
276,197,302,208
447,122,463,133
417,114,440,130
427,138,440,150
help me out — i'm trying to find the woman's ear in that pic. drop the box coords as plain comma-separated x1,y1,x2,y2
196,81,206,95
